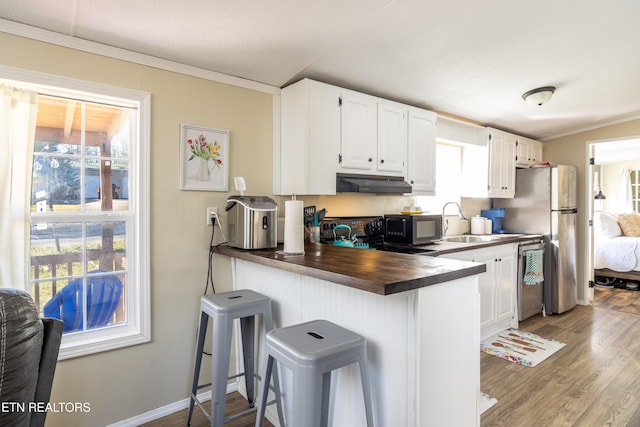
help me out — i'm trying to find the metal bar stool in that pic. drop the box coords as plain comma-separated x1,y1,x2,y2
187,289,284,426
255,319,374,427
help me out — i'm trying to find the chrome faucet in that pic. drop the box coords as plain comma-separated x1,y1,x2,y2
442,202,468,236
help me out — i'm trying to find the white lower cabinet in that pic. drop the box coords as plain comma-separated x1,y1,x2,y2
446,243,518,339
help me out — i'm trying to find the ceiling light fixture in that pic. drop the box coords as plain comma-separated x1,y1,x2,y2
522,86,556,106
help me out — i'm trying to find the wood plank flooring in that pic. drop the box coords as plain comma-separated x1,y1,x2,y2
146,289,640,427
482,298,640,426
594,286,640,315
141,396,274,427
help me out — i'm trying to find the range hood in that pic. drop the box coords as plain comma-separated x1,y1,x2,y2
336,173,412,194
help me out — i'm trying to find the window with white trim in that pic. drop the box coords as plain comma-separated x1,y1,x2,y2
415,142,462,211
630,169,640,213
2,68,150,359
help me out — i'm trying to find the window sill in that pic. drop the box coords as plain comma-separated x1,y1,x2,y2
58,324,151,360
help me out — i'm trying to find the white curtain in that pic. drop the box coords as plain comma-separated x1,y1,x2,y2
0,84,37,289
617,168,633,213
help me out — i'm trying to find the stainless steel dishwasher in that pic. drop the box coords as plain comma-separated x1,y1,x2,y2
518,239,545,321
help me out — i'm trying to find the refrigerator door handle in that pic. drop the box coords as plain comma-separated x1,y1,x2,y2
553,208,578,214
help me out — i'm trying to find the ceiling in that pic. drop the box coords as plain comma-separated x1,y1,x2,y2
2,0,640,141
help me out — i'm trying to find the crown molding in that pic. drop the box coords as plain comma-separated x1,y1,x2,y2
0,18,280,95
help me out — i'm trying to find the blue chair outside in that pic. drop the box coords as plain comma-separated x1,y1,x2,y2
43,271,123,333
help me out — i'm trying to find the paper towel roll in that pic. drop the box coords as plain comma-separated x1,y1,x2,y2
284,200,305,254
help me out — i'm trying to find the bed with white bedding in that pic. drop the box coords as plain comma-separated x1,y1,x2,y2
595,235,640,272
594,212,640,279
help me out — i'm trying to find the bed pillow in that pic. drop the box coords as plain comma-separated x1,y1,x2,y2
617,213,640,237
597,212,622,238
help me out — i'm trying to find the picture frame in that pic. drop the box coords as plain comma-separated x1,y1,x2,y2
179,123,229,191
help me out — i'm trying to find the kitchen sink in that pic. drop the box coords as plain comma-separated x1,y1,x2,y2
439,235,502,244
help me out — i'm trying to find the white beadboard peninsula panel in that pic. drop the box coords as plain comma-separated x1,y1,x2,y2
231,258,480,427
299,275,417,427
417,278,480,427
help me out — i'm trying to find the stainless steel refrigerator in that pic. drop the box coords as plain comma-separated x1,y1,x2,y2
494,165,578,315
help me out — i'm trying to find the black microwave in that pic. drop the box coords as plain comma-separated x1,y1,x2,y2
384,214,443,245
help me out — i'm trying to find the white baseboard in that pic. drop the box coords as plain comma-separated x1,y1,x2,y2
107,383,238,426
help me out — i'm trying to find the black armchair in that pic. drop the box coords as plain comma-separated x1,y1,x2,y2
0,289,64,427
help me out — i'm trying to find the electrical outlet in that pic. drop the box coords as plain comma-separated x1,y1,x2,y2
206,207,218,225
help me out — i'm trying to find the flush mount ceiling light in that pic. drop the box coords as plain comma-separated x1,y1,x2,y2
522,86,556,106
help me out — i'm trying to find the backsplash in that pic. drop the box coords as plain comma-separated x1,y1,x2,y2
273,194,490,237
278,193,413,218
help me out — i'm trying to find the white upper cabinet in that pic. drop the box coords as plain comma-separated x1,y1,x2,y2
461,127,516,198
276,79,342,195
276,78,434,195
339,93,407,176
487,128,516,198
515,137,543,168
376,101,408,174
339,92,378,171
407,108,437,195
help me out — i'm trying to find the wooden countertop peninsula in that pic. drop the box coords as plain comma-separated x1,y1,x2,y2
216,242,485,296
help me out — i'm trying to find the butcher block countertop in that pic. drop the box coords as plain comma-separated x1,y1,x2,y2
216,243,485,296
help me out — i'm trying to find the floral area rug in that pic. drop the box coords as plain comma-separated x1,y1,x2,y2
480,328,565,367
479,392,498,414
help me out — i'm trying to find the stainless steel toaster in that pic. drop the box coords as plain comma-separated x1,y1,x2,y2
225,196,278,249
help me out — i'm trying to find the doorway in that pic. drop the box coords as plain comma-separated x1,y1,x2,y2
586,137,640,313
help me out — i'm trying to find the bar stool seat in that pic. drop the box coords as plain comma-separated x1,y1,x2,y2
187,289,283,427
255,319,374,427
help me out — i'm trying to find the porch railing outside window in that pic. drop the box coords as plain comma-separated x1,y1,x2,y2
29,96,132,334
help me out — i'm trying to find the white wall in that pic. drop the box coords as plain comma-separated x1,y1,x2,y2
1,30,275,426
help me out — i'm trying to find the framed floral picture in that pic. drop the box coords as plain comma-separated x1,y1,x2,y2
179,123,229,191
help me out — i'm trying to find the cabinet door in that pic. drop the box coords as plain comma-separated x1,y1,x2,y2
278,78,341,195
340,92,377,171
443,244,517,336
495,249,517,327
515,138,530,168
477,254,498,330
487,133,504,196
444,248,496,330
407,108,436,194
377,102,408,174
487,129,516,198
530,140,542,164
501,136,516,197
516,137,542,168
